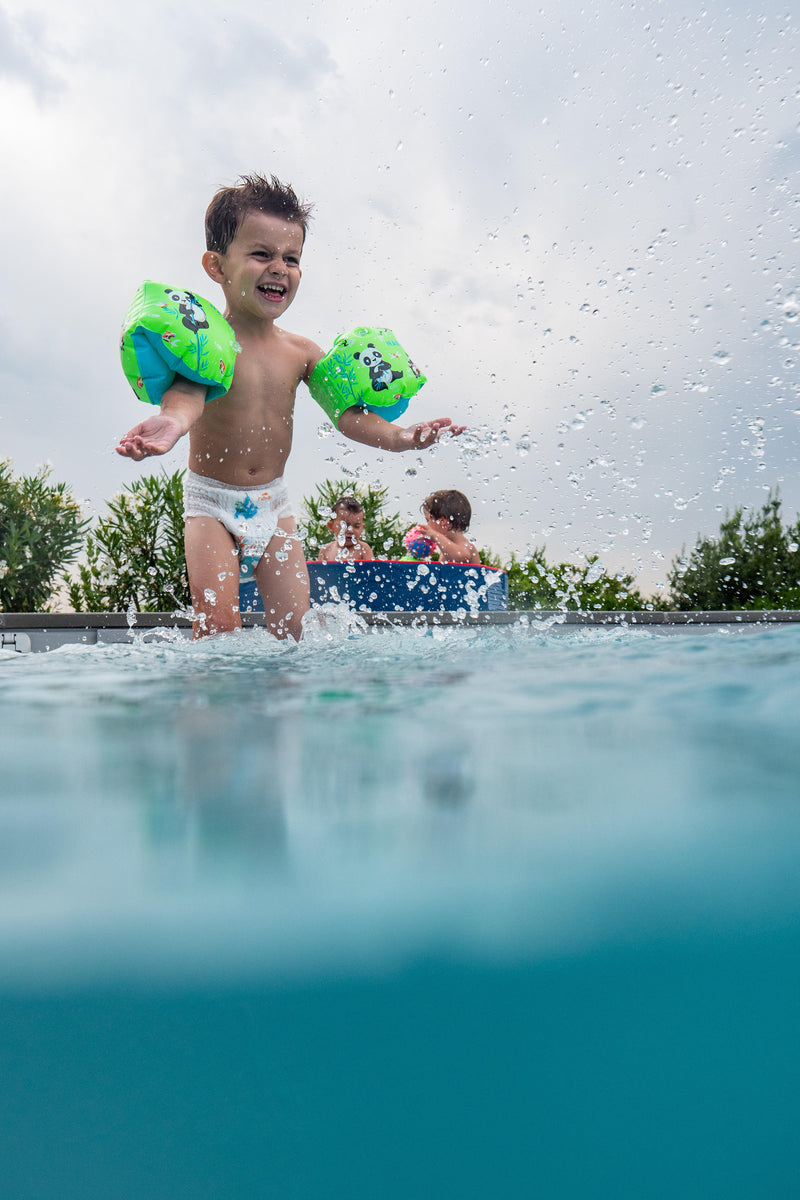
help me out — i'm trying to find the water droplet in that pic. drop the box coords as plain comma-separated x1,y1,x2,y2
712,349,731,365
782,295,799,322
720,556,736,566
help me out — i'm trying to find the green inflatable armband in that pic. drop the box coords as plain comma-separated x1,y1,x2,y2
308,326,426,426
120,281,239,406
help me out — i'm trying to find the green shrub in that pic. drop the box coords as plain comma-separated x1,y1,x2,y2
0,459,86,612
68,470,189,613
668,491,800,610
504,548,651,611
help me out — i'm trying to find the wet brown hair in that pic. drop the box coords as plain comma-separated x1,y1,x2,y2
332,497,365,518
205,173,314,253
423,489,472,531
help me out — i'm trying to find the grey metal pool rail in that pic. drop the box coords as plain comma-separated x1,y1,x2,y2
2,609,800,653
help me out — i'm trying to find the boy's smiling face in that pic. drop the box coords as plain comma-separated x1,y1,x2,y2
203,210,304,321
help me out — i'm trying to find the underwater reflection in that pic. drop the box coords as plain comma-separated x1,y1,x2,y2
1,625,799,989
94,693,292,876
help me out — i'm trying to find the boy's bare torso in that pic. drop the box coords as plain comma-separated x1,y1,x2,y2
189,324,320,487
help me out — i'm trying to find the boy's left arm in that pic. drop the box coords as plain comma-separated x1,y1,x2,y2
336,407,465,451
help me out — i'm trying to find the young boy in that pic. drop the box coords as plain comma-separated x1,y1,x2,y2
318,497,374,563
116,174,464,639
415,489,481,564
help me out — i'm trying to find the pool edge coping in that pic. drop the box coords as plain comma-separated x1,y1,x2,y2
3,609,800,630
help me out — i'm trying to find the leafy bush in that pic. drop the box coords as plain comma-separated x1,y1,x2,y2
0,459,86,612
503,548,651,611
299,477,407,559
668,491,800,610
68,470,189,613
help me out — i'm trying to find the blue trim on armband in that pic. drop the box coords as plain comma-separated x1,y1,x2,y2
130,329,229,406
364,395,410,422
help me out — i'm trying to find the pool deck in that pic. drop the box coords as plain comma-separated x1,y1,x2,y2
2,609,800,652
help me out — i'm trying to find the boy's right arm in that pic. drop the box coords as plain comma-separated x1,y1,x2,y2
116,378,206,460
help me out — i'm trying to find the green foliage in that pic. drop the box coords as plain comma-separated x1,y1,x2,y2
0,459,87,612
299,477,407,559
503,548,650,611
668,491,800,610
68,470,189,613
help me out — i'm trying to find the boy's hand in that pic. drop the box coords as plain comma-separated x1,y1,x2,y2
336,408,467,452
116,413,184,460
116,380,206,460
398,418,466,450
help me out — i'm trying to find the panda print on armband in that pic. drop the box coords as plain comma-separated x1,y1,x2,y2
354,343,404,392
165,289,210,334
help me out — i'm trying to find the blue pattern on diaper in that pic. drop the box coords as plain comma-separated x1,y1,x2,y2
234,496,258,519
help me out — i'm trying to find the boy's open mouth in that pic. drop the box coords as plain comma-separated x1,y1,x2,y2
258,284,287,300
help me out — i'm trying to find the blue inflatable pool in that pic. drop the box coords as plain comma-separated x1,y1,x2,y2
240,561,508,614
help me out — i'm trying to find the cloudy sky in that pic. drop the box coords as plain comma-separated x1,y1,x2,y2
0,0,798,593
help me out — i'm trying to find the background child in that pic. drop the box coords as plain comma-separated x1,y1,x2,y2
404,489,481,565
318,497,374,562
116,173,464,639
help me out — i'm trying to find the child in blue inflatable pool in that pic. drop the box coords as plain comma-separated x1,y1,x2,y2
403,490,482,565
318,497,374,563
116,174,464,639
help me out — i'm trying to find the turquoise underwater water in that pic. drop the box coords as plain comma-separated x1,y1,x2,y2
1,619,799,1199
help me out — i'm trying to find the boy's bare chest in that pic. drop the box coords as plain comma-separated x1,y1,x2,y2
232,344,304,404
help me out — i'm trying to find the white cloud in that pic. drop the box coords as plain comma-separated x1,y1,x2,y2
0,0,798,592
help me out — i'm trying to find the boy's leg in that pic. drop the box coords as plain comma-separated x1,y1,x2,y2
185,516,242,637
252,519,310,641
